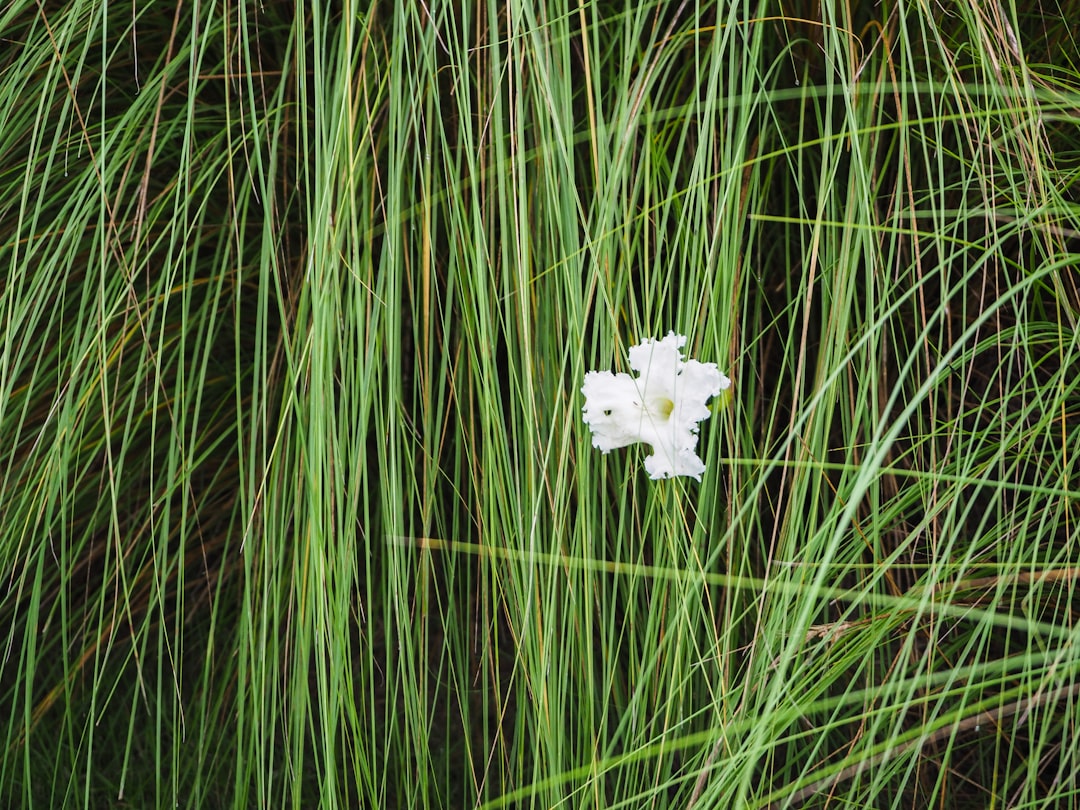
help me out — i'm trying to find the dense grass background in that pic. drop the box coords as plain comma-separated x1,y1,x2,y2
2,1,1079,807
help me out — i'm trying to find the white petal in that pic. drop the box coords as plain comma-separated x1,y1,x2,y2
581,371,648,452
644,446,707,481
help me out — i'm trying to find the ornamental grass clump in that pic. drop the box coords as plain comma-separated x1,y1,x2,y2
4,2,1080,808
582,332,731,480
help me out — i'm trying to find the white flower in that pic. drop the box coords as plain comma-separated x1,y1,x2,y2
581,332,731,480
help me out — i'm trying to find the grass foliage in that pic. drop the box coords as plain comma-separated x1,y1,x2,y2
3,1,1080,807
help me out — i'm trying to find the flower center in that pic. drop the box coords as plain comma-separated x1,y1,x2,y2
652,397,675,420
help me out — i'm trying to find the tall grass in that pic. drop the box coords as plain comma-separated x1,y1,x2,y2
2,1,1079,807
